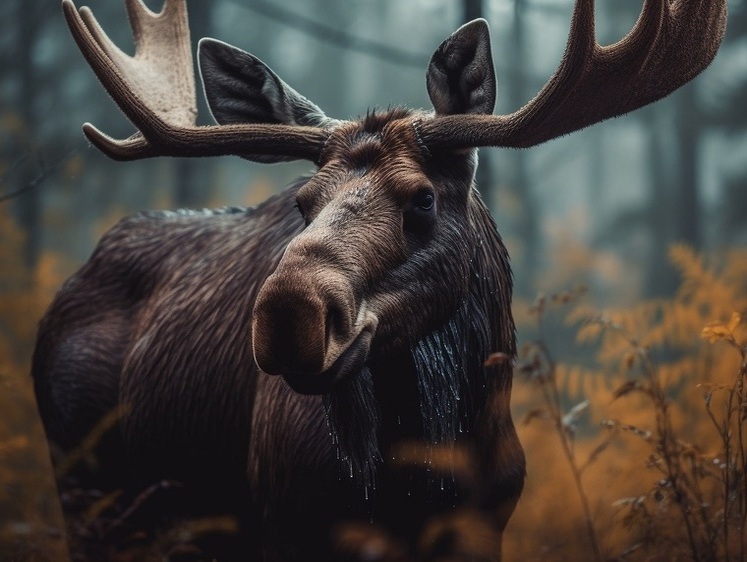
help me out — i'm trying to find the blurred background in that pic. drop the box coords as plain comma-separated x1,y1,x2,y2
1,0,746,560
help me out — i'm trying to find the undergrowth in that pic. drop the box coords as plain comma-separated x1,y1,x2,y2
505,245,747,561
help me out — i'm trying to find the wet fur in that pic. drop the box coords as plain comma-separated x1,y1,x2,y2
32,110,523,560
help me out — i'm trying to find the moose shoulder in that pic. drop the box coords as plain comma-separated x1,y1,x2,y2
34,1,726,560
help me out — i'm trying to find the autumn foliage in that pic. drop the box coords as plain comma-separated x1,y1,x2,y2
0,207,68,561
505,245,747,561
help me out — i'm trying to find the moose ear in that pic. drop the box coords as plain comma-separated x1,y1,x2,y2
426,19,496,116
198,38,335,129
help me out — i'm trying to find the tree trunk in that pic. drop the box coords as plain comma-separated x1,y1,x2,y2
645,107,679,296
506,0,539,293
645,82,703,296
672,84,700,249
461,0,498,212
15,0,41,268
174,0,216,208
462,0,483,22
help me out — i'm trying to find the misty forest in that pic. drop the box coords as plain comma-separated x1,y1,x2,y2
1,0,747,560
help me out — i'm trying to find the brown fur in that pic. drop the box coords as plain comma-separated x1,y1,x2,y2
32,110,524,560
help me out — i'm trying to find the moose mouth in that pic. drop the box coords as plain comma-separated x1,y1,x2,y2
281,326,376,395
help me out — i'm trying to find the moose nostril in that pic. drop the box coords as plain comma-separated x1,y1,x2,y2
253,270,357,377
253,287,328,376
325,306,345,346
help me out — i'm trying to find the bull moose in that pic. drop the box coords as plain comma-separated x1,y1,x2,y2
33,0,726,560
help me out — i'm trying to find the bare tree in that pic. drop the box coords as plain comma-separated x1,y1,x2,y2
13,0,43,267
506,0,540,293
461,0,499,216
173,0,217,208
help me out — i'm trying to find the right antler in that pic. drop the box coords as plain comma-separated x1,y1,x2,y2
62,0,328,162
419,0,727,150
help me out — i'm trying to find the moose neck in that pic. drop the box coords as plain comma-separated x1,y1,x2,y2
323,188,514,488
409,187,513,446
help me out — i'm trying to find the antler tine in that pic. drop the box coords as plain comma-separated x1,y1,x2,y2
62,0,329,162
418,0,727,150
122,0,162,41
63,0,194,155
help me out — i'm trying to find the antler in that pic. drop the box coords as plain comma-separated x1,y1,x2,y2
419,0,727,150
62,0,328,162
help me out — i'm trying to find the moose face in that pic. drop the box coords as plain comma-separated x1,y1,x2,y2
192,20,499,395
252,113,479,394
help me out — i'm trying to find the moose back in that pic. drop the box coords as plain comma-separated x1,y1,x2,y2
33,0,726,560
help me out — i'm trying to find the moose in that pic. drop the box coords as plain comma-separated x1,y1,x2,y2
33,0,726,560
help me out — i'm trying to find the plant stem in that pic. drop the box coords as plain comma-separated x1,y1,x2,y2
640,348,703,561
536,313,605,562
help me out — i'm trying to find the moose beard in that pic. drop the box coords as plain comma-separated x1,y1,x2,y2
412,296,491,445
322,366,381,488
321,294,493,491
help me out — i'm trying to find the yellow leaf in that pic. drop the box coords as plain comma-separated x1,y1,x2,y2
701,313,740,344
701,324,730,343
727,312,741,332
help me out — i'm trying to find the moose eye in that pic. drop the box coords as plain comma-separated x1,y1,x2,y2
403,188,436,236
412,189,435,212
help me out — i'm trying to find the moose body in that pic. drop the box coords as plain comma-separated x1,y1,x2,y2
35,152,522,560
34,0,726,560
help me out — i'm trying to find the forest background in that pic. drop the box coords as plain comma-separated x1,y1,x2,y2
1,0,746,560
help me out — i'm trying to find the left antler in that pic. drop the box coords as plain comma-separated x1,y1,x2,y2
419,0,727,150
62,0,329,162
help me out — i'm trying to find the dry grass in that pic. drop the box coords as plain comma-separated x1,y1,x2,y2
505,246,747,561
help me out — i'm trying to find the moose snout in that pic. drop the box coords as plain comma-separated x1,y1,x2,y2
252,273,356,379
